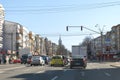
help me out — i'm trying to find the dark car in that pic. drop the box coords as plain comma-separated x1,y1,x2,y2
70,56,87,69
21,54,28,64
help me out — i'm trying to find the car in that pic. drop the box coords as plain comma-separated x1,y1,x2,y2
27,55,32,64
70,56,87,69
20,54,28,64
50,55,64,66
11,59,21,64
40,55,49,65
30,56,45,66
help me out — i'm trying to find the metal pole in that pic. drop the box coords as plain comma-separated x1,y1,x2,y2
11,33,13,56
101,31,103,54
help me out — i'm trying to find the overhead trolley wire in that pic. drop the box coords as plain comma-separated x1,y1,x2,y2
5,1,120,12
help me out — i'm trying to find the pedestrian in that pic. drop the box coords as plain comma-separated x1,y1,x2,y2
6,56,9,64
0,58,1,64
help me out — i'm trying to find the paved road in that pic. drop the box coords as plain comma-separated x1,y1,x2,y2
0,62,120,80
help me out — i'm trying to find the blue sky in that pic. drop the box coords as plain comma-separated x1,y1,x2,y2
1,0,120,51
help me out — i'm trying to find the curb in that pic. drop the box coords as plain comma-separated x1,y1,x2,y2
110,65,120,68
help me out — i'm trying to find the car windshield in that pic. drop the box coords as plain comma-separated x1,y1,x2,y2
22,55,28,59
52,56,62,59
32,56,40,59
1,0,119,80
41,56,46,60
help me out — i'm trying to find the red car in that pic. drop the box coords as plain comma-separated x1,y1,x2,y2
11,59,21,64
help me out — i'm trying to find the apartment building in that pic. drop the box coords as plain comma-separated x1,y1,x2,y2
3,21,26,57
0,4,4,50
111,24,120,53
28,31,35,55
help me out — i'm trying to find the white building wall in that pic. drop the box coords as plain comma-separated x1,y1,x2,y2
22,27,29,48
0,4,4,49
3,21,17,52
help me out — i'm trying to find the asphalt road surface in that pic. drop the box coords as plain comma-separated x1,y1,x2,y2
0,62,120,80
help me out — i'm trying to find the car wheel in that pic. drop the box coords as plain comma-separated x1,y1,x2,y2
51,64,53,66
62,64,64,67
83,66,86,69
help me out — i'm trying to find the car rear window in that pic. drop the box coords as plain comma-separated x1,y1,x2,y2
72,58,83,61
52,56,61,59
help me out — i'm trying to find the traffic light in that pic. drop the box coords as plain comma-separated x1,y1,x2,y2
66,26,68,31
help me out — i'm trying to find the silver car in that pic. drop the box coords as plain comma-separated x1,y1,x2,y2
30,56,45,66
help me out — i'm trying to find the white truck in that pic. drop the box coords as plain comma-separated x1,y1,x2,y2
19,47,32,57
70,45,87,69
72,45,87,58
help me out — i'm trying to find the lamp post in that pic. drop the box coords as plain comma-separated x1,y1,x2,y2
89,34,95,56
95,24,105,54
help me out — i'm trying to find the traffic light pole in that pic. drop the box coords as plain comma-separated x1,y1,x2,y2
66,25,104,54
66,26,100,34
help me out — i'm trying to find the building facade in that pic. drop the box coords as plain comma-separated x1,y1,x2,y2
0,4,4,50
3,21,19,54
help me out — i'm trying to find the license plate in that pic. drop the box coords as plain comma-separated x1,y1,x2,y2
75,63,80,65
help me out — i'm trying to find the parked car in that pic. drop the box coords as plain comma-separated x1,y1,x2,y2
30,56,45,66
50,55,64,66
20,54,28,64
27,55,32,64
11,59,21,64
40,55,49,64
70,56,87,69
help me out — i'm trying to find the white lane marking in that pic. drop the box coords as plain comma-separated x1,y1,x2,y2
36,70,45,74
105,72,111,77
81,72,85,77
64,69,67,72
51,76,58,80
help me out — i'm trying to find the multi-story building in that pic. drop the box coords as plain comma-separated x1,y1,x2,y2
40,37,46,55
111,24,120,53
3,20,32,58
104,31,112,53
3,21,25,57
22,27,29,48
3,21,19,54
0,4,62,59
94,36,102,54
111,26,117,53
0,4,4,50
28,31,35,55
34,34,41,54
0,4,5,63
116,25,120,52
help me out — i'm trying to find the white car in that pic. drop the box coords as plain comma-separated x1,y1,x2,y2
30,56,45,66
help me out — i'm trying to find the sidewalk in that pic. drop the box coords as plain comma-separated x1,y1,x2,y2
110,62,120,67
0,63,22,69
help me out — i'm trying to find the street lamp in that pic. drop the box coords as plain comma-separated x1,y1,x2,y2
95,24,106,54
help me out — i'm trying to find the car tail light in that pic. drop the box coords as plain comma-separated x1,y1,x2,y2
70,59,74,62
83,58,87,62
